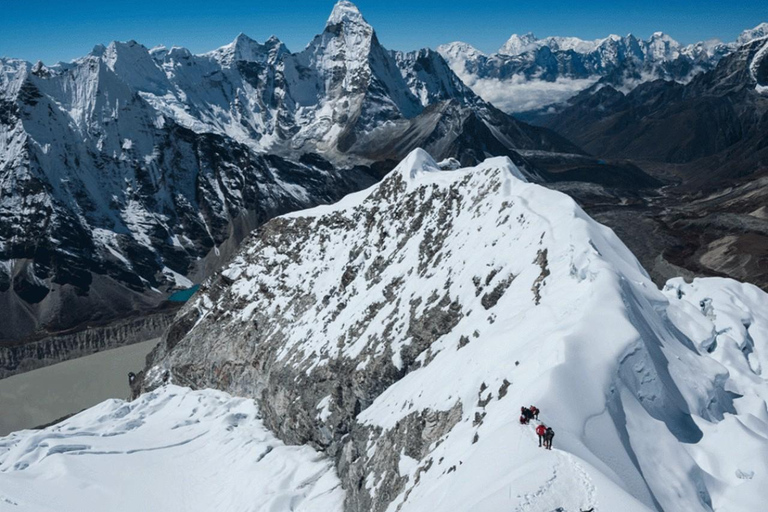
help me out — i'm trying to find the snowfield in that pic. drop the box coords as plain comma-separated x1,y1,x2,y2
0,386,344,512
2,150,768,512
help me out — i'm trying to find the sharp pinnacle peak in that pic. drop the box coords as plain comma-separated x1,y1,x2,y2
327,0,369,28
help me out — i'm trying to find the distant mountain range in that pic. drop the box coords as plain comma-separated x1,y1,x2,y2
438,22,768,112
534,37,768,187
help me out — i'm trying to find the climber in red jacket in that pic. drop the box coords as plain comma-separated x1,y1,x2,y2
536,424,547,447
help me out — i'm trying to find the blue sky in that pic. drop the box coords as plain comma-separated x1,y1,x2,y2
2,0,766,64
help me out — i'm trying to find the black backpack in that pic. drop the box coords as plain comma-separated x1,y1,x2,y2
546,427,554,437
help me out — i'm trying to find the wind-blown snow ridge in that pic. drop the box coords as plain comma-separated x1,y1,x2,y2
130,149,768,512
0,385,345,512
3,151,767,511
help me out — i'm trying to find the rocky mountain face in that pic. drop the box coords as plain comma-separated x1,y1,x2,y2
0,1,575,349
438,23,767,112
140,150,768,512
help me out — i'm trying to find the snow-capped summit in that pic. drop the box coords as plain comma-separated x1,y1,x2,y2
438,24,764,113
0,0,572,349
738,22,768,45
498,32,539,56
437,41,486,62
326,0,369,28
205,33,287,66
643,31,681,60
2,150,768,510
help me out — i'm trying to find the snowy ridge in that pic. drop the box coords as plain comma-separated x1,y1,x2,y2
0,385,344,512
122,150,768,512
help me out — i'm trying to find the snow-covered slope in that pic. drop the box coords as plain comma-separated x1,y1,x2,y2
0,385,344,511
106,149,768,512
438,23,767,112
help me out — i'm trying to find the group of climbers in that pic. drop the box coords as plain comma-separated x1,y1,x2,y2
520,404,554,449
519,405,539,424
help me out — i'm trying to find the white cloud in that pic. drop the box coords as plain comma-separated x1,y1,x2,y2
458,73,599,113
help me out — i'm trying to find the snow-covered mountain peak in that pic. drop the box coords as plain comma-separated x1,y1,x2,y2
498,32,539,56
547,35,601,53
437,41,486,60
326,0,369,28
4,139,768,510
135,150,768,511
438,25,760,112
30,60,49,78
204,33,286,65
390,149,525,185
394,147,440,180
89,43,107,57
103,40,153,67
100,39,170,94
738,22,768,45
644,31,681,60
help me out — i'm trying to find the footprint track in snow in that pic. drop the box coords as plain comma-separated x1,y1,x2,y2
515,451,597,512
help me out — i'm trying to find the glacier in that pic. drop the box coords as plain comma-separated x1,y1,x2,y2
0,386,345,511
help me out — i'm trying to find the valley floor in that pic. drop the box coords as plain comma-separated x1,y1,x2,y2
0,339,159,436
